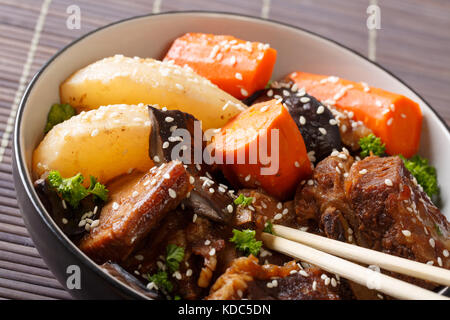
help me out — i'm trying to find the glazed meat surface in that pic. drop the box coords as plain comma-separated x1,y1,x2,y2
295,153,450,288
79,161,191,263
207,255,349,300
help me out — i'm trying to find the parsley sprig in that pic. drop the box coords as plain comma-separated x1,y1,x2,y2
230,229,262,256
234,194,254,207
400,155,438,197
44,103,76,133
47,171,108,208
166,244,185,273
359,134,386,158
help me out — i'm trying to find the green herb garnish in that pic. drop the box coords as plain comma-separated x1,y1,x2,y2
47,171,108,208
166,244,185,273
147,271,173,293
234,194,254,207
263,220,274,235
359,134,386,158
44,103,76,133
230,229,262,256
88,176,109,202
400,155,438,197
47,171,89,208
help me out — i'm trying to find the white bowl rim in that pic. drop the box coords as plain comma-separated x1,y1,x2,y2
13,10,450,299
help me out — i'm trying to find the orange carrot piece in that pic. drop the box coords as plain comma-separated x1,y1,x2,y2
288,72,423,158
213,99,312,200
164,33,277,100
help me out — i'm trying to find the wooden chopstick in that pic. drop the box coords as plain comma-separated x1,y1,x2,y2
261,232,449,300
272,224,450,287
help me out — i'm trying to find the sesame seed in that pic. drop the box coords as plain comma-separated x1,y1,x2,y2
244,174,251,182
209,248,216,256
62,200,67,210
307,179,314,186
266,282,273,288
274,213,283,220
168,188,177,199
359,169,368,175
240,88,248,97
186,269,193,277
91,129,99,137
324,278,331,286
135,254,144,261
387,118,393,126
443,249,449,257
426,260,434,265
260,105,269,112
282,208,289,215
294,161,300,167
112,202,119,210
299,270,309,277
331,278,337,287
329,119,337,125
272,279,278,288
173,271,182,280
267,89,273,97
189,176,195,184
162,141,170,149
193,214,197,223
300,97,310,103
299,116,306,125
318,127,327,135
227,204,233,213
384,179,393,186
317,106,325,114
429,238,435,248
312,281,317,291
235,72,243,80
165,116,174,123
276,202,282,210
153,156,160,163
209,188,215,194
62,218,68,225
437,257,443,267
402,230,411,237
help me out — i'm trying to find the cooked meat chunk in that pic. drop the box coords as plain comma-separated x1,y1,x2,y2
236,189,299,231
295,154,450,290
79,161,192,263
346,156,449,269
123,211,233,300
207,255,349,300
295,150,355,241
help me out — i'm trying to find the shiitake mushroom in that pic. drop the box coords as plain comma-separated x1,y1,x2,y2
148,106,235,224
34,178,102,241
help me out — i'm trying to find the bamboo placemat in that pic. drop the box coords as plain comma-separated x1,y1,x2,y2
0,0,449,300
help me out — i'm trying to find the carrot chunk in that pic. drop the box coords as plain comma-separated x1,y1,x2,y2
164,33,277,99
288,72,423,158
213,99,312,200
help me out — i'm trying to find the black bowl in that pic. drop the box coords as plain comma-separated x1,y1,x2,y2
13,11,450,299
